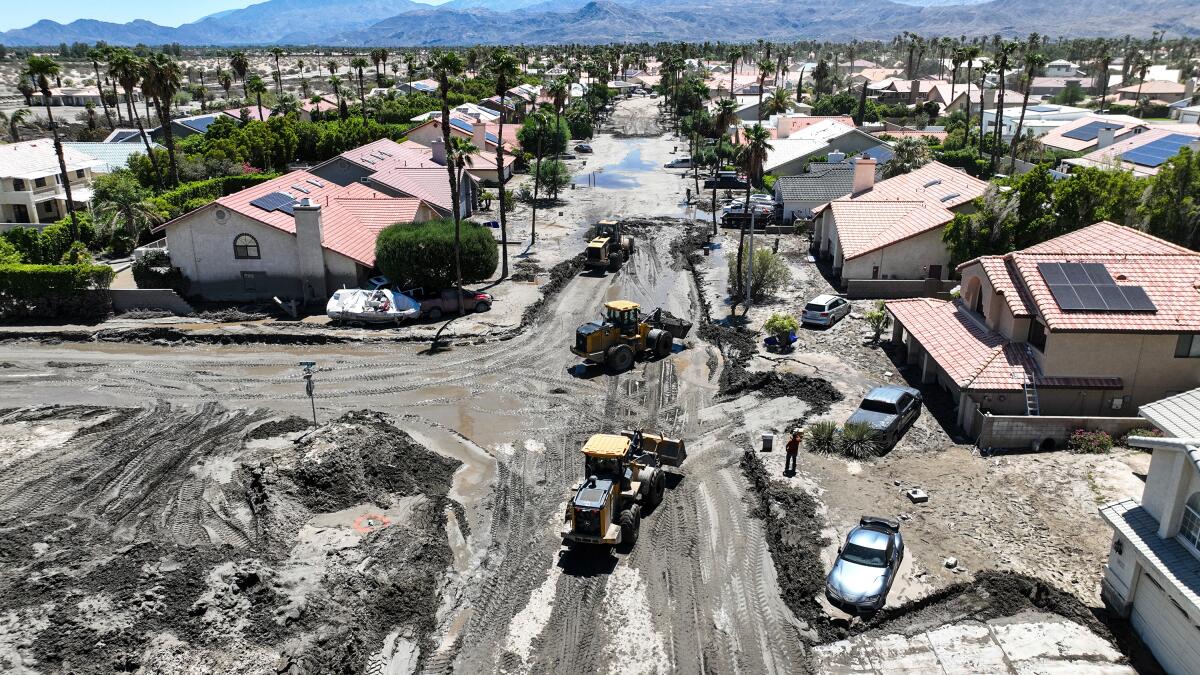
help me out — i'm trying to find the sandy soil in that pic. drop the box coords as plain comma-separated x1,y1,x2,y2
0,97,1149,673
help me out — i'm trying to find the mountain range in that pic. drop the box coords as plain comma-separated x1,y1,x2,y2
1,0,1195,47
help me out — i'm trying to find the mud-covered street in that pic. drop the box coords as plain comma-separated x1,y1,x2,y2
0,97,1149,674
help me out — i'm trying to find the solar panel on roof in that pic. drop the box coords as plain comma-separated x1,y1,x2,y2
1097,285,1132,311
1074,284,1104,309
1047,284,1085,310
1037,262,1068,285
1039,261,1156,313
278,203,296,216
1061,121,1123,142
249,191,297,213
1120,133,1195,168
1081,263,1115,285
1028,105,1058,113
1061,262,1091,285
1121,286,1157,312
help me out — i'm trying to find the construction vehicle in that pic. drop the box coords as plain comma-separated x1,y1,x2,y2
584,219,634,272
562,430,687,547
572,300,693,372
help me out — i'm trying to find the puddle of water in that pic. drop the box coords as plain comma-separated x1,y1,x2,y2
574,145,658,190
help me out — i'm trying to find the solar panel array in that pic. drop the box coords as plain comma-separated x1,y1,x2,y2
1037,262,1157,312
1028,105,1058,113
249,191,299,215
1120,133,1196,168
1061,120,1123,142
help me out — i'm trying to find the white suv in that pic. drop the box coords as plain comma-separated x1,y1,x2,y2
801,294,851,327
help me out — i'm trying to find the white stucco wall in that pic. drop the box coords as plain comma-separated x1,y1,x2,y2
840,228,952,281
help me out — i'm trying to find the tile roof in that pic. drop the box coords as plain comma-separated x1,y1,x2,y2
1117,80,1187,95
64,142,160,173
774,164,855,202
0,140,97,179
887,298,1123,391
1139,387,1200,438
161,171,426,267
1100,500,1200,610
848,160,988,210
828,200,952,260
963,222,1200,333
1038,114,1147,152
1067,126,1200,177
222,106,271,122
367,166,456,213
338,138,440,170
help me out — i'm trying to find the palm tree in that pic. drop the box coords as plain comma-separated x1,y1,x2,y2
735,123,773,307
326,60,338,79
275,93,300,117
882,136,932,177
269,47,285,95
447,136,477,317
755,58,772,122
763,88,793,116
229,51,250,98
16,76,34,106
548,77,569,198
328,75,344,116
489,48,520,279
110,49,161,188
962,45,982,132
145,53,183,185
431,50,467,318
246,75,268,122
728,46,744,97
1009,51,1047,173
950,47,964,111
88,46,114,128
296,59,305,78
217,69,233,101
4,108,30,141
25,56,78,238
1133,54,1150,118
350,56,370,121
990,41,1018,173
94,182,161,243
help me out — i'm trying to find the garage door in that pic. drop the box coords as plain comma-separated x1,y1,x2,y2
1131,572,1200,675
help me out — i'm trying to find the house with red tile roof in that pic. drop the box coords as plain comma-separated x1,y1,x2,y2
156,171,436,302
1117,80,1190,105
812,161,988,284
887,222,1200,441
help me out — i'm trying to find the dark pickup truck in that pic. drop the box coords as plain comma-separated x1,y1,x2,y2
845,386,922,449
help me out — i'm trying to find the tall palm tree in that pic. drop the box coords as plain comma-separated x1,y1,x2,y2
735,123,773,305
87,46,114,128
763,88,793,116
489,48,520,279
1009,51,1047,173
217,68,233,101
755,58,772,122
431,50,467,317
990,41,1018,174
296,59,305,78
728,46,744,97
110,49,161,189
5,108,30,141
1133,54,1150,118
145,53,182,185
950,47,964,111
328,75,344,116
350,56,370,121
269,47,285,95
547,77,569,198
447,136,477,317
229,51,250,98
246,75,268,122
962,45,982,136
714,98,738,136
1094,42,1113,107
326,60,338,80
25,56,78,238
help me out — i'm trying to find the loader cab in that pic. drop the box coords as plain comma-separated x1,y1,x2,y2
605,300,642,336
582,433,634,491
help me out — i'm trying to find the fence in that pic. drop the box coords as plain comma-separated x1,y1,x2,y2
845,278,957,299
974,410,1148,450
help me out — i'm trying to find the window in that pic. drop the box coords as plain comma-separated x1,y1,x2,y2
1028,320,1048,353
233,234,260,259
34,177,46,188
12,178,25,191
1177,334,1200,358
241,272,264,292
74,169,85,179
1179,493,1200,554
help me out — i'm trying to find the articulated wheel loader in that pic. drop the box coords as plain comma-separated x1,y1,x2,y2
584,219,634,272
561,430,687,547
571,300,693,373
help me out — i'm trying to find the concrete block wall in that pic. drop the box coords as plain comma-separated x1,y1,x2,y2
846,278,957,299
110,289,195,316
975,411,1148,450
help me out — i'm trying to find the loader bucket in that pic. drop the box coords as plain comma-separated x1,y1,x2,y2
649,309,692,339
643,434,686,467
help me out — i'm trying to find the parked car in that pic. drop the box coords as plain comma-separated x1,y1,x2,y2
826,516,905,614
846,386,922,449
749,193,775,204
721,200,774,217
801,294,852,327
413,288,494,320
649,92,659,99
575,143,593,153
664,157,694,169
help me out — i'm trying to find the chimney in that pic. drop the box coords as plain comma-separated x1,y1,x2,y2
852,157,877,195
1096,126,1116,150
984,88,996,106
827,149,846,164
909,79,920,104
430,137,446,166
472,122,487,150
292,198,327,304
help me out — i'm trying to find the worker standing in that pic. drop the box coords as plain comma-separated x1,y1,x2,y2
784,428,803,475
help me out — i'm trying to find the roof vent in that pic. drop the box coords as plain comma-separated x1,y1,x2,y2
940,193,961,202
924,179,942,188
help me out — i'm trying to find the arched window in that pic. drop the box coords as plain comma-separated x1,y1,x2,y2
233,234,260,259
1180,492,1200,553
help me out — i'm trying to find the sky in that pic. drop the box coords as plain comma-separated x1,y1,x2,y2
0,0,451,31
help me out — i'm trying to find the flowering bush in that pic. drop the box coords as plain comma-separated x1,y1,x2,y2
1067,429,1113,455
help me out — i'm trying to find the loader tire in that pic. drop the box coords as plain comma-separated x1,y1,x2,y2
653,471,666,506
608,250,624,272
623,236,634,255
606,344,634,373
619,507,640,545
649,328,673,358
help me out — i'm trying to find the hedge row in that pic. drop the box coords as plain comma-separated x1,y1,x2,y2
151,173,281,220
0,263,115,321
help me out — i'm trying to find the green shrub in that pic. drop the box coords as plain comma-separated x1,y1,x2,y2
37,224,73,265
53,212,96,249
864,301,890,343
728,247,790,302
0,238,23,264
375,218,499,291
1,226,42,263
1117,427,1163,448
1067,429,1114,454
59,241,91,265
153,173,280,219
131,250,187,293
535,159,572,196
0,263,114,320
838,422,880,459
764,312,799,338
804,420,839,454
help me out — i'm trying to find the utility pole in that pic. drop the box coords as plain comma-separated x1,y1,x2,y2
299,361,317,426
745,207,756,312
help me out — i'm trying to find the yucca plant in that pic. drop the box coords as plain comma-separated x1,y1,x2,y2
838,422,880,459
804,420,838,455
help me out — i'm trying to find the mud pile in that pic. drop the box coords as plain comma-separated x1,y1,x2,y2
0,405,459,674
520,252,586,327
723,372,844,415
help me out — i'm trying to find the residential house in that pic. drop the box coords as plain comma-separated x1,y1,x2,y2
837,59,881,76
308,138,483,212
773,160,857,224
887,222,1200,438
1044,59,1083,77
0,140,98,229
1028,77,1094,98
758,118,885,177
812,161,987,283
1063,126,1200,177
979,103,1091,141
1117,81,1190,105
1177,105,1200,125
63,142,160,174
479,94,523,122
396,78,438,96
932,84,1024,118
300,97,339,122
157,170,437,302
31,86,137,107
103,129,145,144
732,97,810,123
849,68,904,88
1038,113,1149,154
395,117,515,184
1100,389,1200,675
167,113,225,139
869,78,948,106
